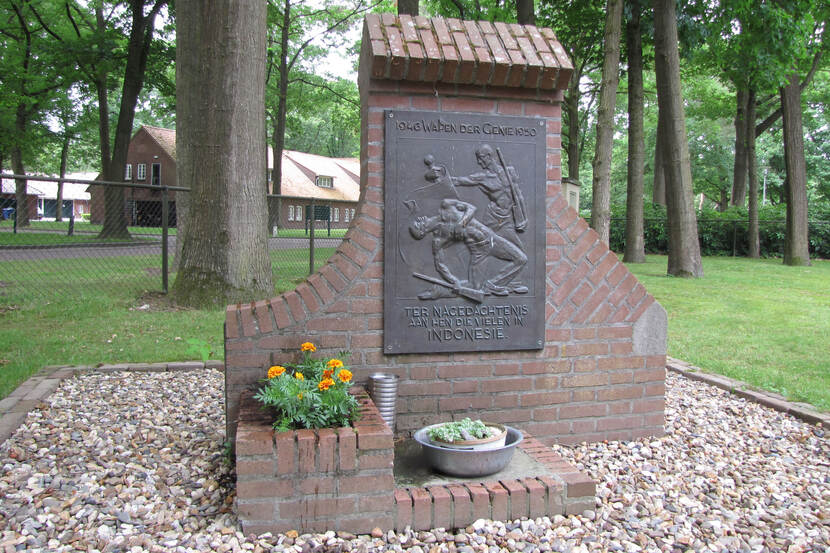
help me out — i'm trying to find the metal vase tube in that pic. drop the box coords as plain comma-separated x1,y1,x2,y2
367,373,399,433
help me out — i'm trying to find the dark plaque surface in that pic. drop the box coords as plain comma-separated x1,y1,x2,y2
383,109,546,354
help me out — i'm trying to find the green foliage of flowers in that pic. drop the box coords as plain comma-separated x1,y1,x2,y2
254,342,359,432
427,418,494,443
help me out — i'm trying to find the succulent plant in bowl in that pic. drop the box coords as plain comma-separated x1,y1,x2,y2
426,418,507,449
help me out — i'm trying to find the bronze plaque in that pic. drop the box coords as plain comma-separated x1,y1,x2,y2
383,109,546,354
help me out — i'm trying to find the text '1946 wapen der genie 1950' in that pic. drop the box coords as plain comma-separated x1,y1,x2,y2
383,109,546,355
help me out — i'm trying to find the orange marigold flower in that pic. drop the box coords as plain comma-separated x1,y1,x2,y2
337,369,353,383
322,368,334,379
295,371,304,381
318,377,335,391
301,342,316,352
326,358,344,369
267,365,286,379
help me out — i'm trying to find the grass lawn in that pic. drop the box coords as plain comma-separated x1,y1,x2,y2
274,227,348,238
0,232,154,246
625,255,830,411
0,247,335,399
0,219,174,236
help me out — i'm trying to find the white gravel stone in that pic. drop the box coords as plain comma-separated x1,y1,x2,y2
1,370,829,552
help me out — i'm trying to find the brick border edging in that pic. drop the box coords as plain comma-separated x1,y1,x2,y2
0,360,225,444
393,435,595,531
666,357,829,427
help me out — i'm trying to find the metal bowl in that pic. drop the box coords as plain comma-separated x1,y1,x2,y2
413,425,523,477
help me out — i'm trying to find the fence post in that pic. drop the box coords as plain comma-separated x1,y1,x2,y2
309,200,316,276
732,220,737,257
68,210,75,236
162,185,169,294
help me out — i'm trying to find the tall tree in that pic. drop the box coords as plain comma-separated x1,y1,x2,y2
746,88,760,257
1,1,72,227
623,0,645,263
730,89,749,207
653,0,702,277
781,74,811,266
63,0,169,237
590,0,623,244
692,0,825,261
173,0,274,306
538,0,605,183
100,1,167,238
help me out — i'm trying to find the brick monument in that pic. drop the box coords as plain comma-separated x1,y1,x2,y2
227,14,667,534
226,13,666,449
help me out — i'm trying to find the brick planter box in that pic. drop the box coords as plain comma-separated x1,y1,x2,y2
236,389,596,535
235,388,395,535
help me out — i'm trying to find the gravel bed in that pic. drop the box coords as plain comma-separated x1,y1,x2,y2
0,370,828,553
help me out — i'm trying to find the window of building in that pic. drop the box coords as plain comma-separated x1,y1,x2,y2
315,175,333,188
136,163,146,180
297,205,303,220
151,163,161,186
351,209,356,220
344,208,350,223
288,206,294,221
333,208,339,222
125,164,132,180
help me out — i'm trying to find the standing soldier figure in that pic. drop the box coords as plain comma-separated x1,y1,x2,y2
451,144,528,251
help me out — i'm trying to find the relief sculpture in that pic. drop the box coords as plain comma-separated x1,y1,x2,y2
405,149,528,302
383,109,545,354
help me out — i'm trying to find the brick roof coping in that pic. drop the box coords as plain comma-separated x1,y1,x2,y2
362,13,573,90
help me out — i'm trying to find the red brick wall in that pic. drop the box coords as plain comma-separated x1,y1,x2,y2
236,389,394,534
224,15,665,451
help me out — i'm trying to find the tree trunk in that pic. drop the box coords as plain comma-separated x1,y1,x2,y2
268,115,281,232
517,0,534,25
271,0,291,209
565,73,581,182
12,104,30,228
271,115,281,195
731,88,748,207
652,114,666,206
398,0,419,16
623,0,645,263
11,151,29,228
173,0,273,306
653,0,702,277
56,134,70,222
590,0,623,245
780,73,811,266
746,88,759,258
94,8,111,178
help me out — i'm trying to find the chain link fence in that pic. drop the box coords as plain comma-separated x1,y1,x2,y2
0,175,344,307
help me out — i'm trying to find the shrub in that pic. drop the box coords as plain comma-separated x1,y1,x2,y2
597,202,829,259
